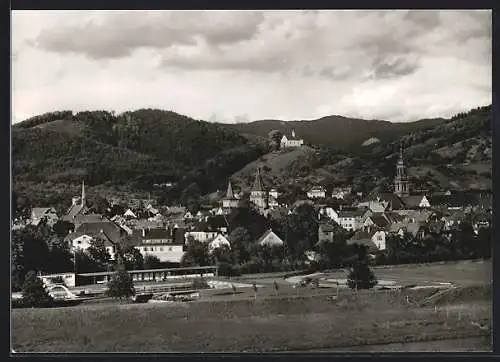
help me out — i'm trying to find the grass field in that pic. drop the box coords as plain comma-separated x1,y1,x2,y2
11,260,492,353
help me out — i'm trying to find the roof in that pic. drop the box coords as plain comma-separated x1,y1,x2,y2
225,180,235,199
63,203,88,221
389,222,420,236
376,193,405,210
256,229,284,246
319,221,341,233
429,193,478,208
143,228,173,240
72,221,127,244
367,214,390,228
165,206,187,215
74,214,109,224
347,231,379,252
252,168,264,192
31,207,57,218
402,195,427,208
339,209,366,218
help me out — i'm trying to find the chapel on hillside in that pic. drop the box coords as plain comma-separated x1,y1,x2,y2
280,130,304,148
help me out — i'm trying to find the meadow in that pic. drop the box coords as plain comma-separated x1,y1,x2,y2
12,284,491,353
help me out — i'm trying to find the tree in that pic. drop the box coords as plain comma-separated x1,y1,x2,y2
86,196,110,215
122,246,144,270
52,220,75,238
181,238,210,267
105,269,135,301
86,237,111,271
228,226,252,264
347,260,378,290
21,271,54,307
143,254,162,269
285,203,319,263
268,130,283,150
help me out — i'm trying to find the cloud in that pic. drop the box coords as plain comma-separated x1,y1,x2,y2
12,10,492,124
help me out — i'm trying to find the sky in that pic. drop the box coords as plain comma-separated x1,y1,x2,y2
11,10,492,124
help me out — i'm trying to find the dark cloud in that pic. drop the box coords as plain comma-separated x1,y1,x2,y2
371,54,420,79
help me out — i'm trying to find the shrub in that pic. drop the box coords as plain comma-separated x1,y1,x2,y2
21,271,54,308
347,261,378,290
105,270,135,301
192,277,210,290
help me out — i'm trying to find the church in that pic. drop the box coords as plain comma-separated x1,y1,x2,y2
280,130,304,148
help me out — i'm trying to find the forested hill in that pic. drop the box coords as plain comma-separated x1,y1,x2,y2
12,109,268,208
220,114,445,150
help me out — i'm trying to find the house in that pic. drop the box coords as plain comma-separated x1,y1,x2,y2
307,186,326,199
331,187,352,200
338,208,368,231
30,207,59,226
375,193,406,210
347,229,387,252
184,211,194,220
269,189,279,200
208,234,231,252
256,229,285,246
123,209,137,219
357,200,389,213
184,222,220,243
62,181,89,223
362,213,390,231
319,207,340,223
280,130,304,148
318,221,342,243
401,195,431,209
129,227,185,263
66,221,128,260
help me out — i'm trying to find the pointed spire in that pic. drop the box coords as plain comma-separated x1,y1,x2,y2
81,180,86,207
226,180,234,199
252,167,264,192
291,130,296,138
398,142,404,163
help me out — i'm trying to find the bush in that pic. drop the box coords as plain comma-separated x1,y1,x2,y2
21,271,54,308
347,261,378,290
217,262,241,277
105,270,135,301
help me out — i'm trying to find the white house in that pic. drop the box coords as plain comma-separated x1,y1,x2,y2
133,228,185,263
30,207,59,226
347,229,387,251
256,229,285,246
184,211,194,220
69,233,117,260
319,207,340,223
331,187,352,200
280,130,304,148
338,209,368,231
123,209,137,218
307,186,326,199
208,234,231,252
184,230,220,243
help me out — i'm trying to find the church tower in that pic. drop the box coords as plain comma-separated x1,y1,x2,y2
394,144,409,197
81,180,86,206
222,180,240,209
250,168,268,210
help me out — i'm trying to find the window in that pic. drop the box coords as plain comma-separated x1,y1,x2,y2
160,247,163,251
169,247,173,251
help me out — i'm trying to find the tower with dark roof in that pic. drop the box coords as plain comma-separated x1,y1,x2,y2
394,144,410,197
222,180,241,209
250,168,268,210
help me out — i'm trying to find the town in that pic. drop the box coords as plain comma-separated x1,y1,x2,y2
12,140,492,292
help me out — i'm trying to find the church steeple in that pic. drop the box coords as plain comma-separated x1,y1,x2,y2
81,180,86,207
226,180,234,199
252,167,264,192
394,143,409,197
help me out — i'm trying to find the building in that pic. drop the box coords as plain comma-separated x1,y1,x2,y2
318,221,342,243
347,229,387,251
66,221,128,260
256,229,285,246
307,186,326,199
249,168,268,210
208,234,231,252
268,189,280,209
133,227,185,263
338,208,369,231
222,180,241,209
401,195,431,209
280,130,304,148
62,181,89,223
394,145,410,197
30,207,59,226
331,187,352,200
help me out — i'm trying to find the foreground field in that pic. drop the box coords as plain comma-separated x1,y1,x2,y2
12,284,491,353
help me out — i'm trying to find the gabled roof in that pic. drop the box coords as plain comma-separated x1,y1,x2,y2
339,209,366,218
376,193,405,210
402,195,427,208
68,221,127,246
31,207,57,219
347,231,379,252
367,213,390,228
256,229,284,246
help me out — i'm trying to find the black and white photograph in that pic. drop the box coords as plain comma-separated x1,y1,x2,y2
11,9,492,353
